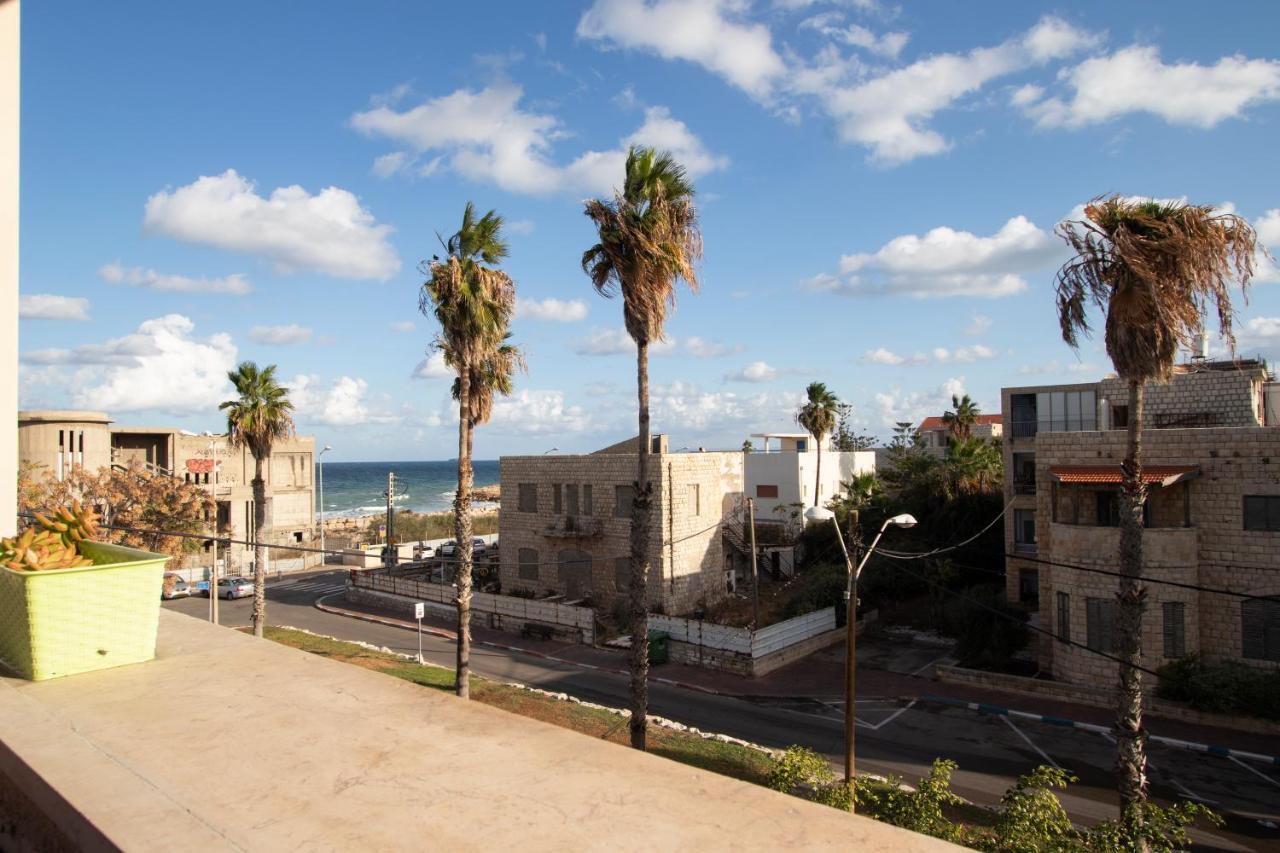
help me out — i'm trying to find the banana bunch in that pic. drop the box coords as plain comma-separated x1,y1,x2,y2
1,501,101,572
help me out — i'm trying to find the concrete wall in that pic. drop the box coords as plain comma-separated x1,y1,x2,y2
17,411,114,481
745,450,874,520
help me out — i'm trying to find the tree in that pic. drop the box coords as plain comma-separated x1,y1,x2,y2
942,436,1003,498
1055,196,1256,832
796,382,839,508
583,145,701,749
422,202,518,699
742,438,754,453
220,362,294,638
942,393,980,442
833,402,877,451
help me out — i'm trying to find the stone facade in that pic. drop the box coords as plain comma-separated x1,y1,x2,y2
499,442,743,616
1000,363,1280,686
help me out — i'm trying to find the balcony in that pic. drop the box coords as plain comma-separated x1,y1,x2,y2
0,611,938,850
1050,522,1199,570
1013,479,1036,496
543,514,601,538
1010,418,1099,438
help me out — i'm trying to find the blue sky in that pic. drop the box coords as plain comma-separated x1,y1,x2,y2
18,1,1280,461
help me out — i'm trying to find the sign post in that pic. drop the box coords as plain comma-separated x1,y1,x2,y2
414,601,425,663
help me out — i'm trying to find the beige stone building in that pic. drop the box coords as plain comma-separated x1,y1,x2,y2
1001,361,1280,684
18,410,318,575
498,434,743,616
917,413,1002,459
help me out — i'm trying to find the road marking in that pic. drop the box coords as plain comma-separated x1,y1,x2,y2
909,655,950,677
1002,715,1061,769
866,699,917,731
1099,732,1214,804
1230,755,1280,790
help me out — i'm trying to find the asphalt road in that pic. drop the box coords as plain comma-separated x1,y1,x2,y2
165,570,1280,852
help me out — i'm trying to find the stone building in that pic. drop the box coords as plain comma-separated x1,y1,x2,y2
917,413,1002,459
1000,361,1280,684
17,410,318,575
498,434,743,616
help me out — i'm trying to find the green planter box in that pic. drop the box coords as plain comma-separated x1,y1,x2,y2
0,541,170,681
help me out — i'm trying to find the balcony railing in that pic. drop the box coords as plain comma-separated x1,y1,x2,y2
1010,418,1098,438
543,515,601,538
1013,479,1036,496
1013,541,1037,554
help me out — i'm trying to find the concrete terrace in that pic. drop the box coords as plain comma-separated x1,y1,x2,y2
0,610,952,851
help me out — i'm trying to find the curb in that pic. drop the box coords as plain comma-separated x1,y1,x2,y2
919,694,1280,767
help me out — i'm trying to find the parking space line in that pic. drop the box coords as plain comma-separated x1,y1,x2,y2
909,655,950,677
1230,755,1280,790
1099,731,1215,804
867,699,917,731
1001,715,1061,770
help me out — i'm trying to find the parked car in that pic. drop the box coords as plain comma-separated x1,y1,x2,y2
161,573,190,600
439,539,488,558
438,540,458,558
216,576,254,600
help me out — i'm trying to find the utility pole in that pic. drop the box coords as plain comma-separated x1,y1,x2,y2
747,498,759,630
384,471,396,569
845,508,860,790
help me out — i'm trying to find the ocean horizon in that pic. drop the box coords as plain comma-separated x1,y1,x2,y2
316,459,499,518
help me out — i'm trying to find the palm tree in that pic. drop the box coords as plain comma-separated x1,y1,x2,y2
422,202,517,700
1055,196,1256,831
583,145,701,750
220,361,294,638
942,394,980,442
796,382,839,509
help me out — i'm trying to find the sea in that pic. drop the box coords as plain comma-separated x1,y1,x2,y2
317,460,499,518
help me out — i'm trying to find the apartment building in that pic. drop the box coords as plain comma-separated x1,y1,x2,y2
1001,361,1280,684
745,432,876,525
18,410,318,574
498,434,743,616
917,414,1002,458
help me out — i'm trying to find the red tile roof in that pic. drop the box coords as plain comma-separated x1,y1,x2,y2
919,414,1002,430
1047,465,1199,485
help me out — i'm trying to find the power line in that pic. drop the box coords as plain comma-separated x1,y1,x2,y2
1003,553,1276,602
873,500,1010,561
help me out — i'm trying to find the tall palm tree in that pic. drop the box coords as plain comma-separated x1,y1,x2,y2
1055,196,1256,832
796,382,839,509
942,393,980,442
220,361,294,638
583,145,701,750
422,202,517,700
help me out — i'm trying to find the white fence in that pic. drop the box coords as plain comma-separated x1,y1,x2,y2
650,607,837,659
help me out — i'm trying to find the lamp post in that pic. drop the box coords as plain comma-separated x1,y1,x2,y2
317,445,332,567
804,506,917,795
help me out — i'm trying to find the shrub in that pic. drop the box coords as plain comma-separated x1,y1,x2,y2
942,584,1029,669
783,562,848,621
765,746,853,811
856,759,967,844
1156,656,1280,721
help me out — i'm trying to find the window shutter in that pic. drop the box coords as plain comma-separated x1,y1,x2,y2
1243,598,1280,662
1056,592,1070,643
1087,598,1100,651
518,548,539,581
1268,497,1280,533
1244,496,1267,530
1162,602,1185,659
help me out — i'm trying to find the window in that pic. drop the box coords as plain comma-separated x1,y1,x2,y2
1243,495,1280,532
583,485,593,516
795,439,807,451
1035,389,1097,433
1162,601,1186,658
614,557,630,591
518,483,537,513
1013,509,1036,551
518,548,539,581
1018,569,1038,603
1012,453,1036,494
294,531,303,543
1111,405,1129,428
756,484,779,499
1242,597,1280,662
1096,491,1120,527
565,484,579,516
1086,597,1116,654
689,483,701,516
552,484,562,514
614,485,635,518
1056,592,1070,643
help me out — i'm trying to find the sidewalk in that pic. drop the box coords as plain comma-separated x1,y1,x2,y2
319,593,1280,757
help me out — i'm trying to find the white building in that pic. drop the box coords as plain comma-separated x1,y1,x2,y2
745,432,876,527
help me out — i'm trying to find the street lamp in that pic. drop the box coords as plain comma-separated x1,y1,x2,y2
803,505,917,795
318,445,332,567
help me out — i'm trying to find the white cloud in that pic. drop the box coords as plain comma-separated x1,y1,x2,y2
1255,209,1280,283
516,297,589,322
648,381,801,432
1018,359,1098,376
18,294,89,321
507,219,536,235
371,151,411,178
809,215,1060,298
964,313,993,336
143,169,400,280
800,16,908,60
20,314,237,415
1025,46,1280,129
99,262,251,295
577,0,786,100
933,344,996,363
861,344,995,365
1257,210,1280,246
288,374,395,426
572,328,678,356
351,85,725,196
412,351,452,379
684,336,736,358
726,360,777,382
248,324,313,345
861,347,903,365
488,390,595,435
390,320,416,333
873,377,966,428
1238,316,1280,352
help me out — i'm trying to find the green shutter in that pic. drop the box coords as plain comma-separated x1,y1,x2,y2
1162,602,1185,658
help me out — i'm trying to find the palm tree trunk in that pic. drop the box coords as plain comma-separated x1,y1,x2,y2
251,456,267,638
455,364,474,699
629,340,652,750
1116,379,1149,835
814,439,822,508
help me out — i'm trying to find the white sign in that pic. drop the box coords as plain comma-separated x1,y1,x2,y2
414,602,425,620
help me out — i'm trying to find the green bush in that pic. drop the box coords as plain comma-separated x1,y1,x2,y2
855,759,967,844
941,584,1029,669
765,746,853,811
783,562,848,621
1156,656,1280,720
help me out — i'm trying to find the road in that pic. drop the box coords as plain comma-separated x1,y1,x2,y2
165,570,1280,852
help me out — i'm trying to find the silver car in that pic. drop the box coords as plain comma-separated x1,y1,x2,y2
217,576,253,599
161,573,190,600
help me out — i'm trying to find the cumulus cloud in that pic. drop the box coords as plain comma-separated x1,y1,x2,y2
572,328,678,356
1255,209,1280,283
861,345,995,365
350,85,725,195
20,314,236,414
143,169,400,280
389,320,415,333
516,297,589,322
964,313,993,336
18,294,89,321
288,374,395,426
684,336,737,358
648,381,802,432
1237,316,1280,353
412,351,452,379
1024,46,1280,129
248,324,313,345
488,390,595,435
807,215,1061,298
874,377,966,428
799,15,908,60
577,0,786,100
725,361,777,382
861,347,904,366
1017,359,1098,377
99,262,251,295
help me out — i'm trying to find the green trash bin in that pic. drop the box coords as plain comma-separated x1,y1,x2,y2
647,630,669,665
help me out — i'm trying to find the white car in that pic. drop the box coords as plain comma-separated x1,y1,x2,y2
439,538,487,558
216,576,253,599
161,573,190,600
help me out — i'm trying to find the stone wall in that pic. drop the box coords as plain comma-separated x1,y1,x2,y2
1098,365,1267,429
